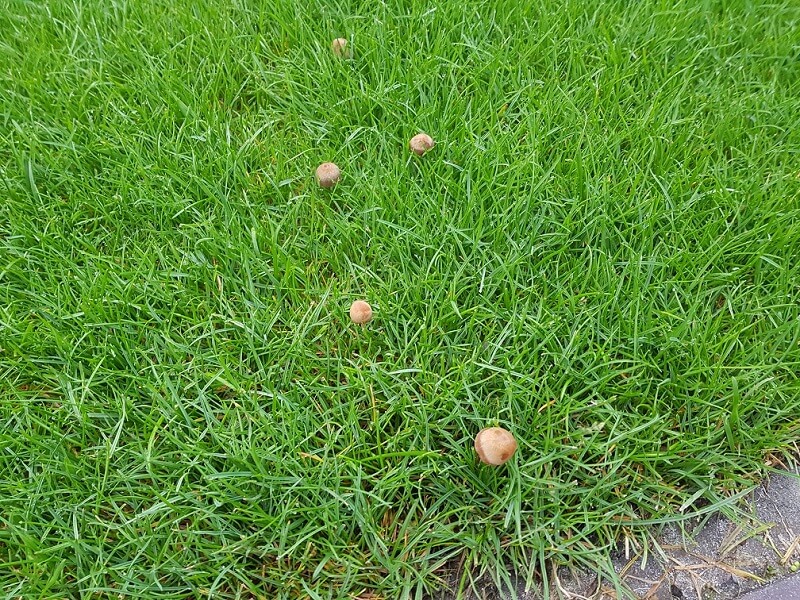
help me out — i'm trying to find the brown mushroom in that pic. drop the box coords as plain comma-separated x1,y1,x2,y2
409,132,435,156
331,38,352,59
316,162,341,188
474,427,517,465
349,300,372,324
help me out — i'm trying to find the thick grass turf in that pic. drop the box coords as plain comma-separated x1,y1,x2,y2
1,0,800,597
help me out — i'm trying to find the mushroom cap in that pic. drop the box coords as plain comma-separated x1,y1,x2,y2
316,162,341,188
349,300,373,324
331,37,350,58
409,132,435,156
474,427,517,465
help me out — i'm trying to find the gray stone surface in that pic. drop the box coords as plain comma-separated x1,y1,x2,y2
737,572,800,600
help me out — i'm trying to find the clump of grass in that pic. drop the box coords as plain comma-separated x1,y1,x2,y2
0,1,799,599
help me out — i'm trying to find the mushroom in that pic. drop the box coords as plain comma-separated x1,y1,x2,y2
316,162,341,188
349,300,372,324
474,427,517,465
409,132,435,156
331,38,351,58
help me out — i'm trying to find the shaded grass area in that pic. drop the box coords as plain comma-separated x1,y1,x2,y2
1,0,799,597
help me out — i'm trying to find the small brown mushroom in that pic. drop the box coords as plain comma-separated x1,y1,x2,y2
474,427,517,466
349,300,372,324
316,162,341,188
331,38,352,58
409,132,435,156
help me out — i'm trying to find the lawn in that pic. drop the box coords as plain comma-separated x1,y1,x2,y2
1,0,799,598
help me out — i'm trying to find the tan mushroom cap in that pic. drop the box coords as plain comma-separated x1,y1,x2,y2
331,38,351,58
409,132,435,156
349,300,372,324
316,162,341,188
474,427,517,465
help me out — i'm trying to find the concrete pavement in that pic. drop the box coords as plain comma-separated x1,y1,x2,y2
738,572,800,600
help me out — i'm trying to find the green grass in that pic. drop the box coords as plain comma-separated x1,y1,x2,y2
1,0,800,598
